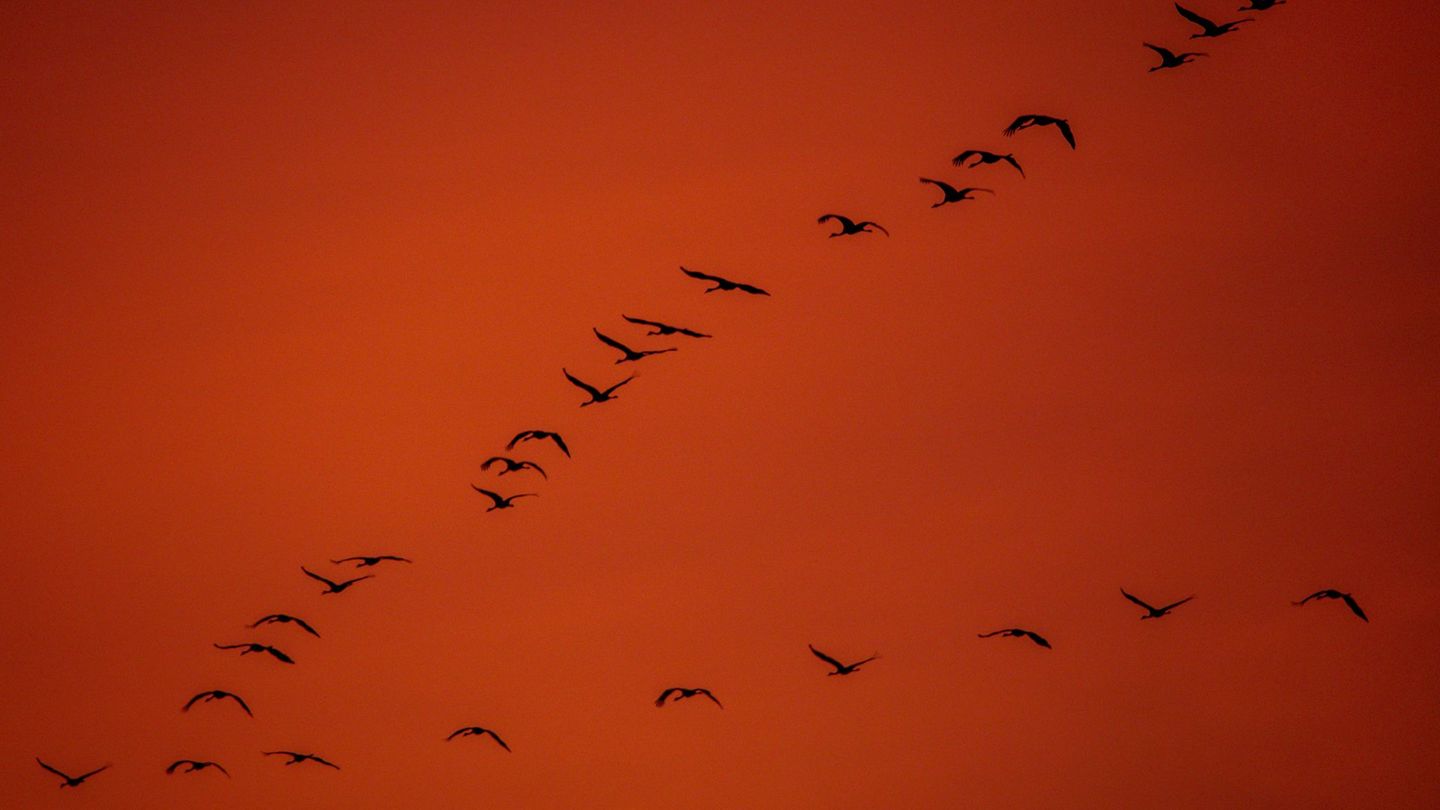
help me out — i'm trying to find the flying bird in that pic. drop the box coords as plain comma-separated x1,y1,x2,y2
563,367,636,406
446,727,511,751
166,760,229,777
817,214,889,237
622,315,711,339
301,566,373,595
1003,115,1076,149
1239,0,1283,9
1175,3,1253,37
919,178,995,208
36,759,108,788
978,628,1052,649
331,555,412,568
214,642,295,664
183,689,253,716
1144,42,1207,71
952,150,1025,177
470,485,537,511
507,429,570,457
680,266,770,296
1293,589,1368,622
1121,588,1196,620
250,613,320,637
481,456,548,479
593,328,676,363
808,644,879,676
655,687,724,709
264,751,340,769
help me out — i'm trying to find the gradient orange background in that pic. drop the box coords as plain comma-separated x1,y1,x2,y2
3,2,1438,807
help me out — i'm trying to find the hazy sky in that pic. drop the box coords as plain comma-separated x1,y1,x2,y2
3,2,1438,807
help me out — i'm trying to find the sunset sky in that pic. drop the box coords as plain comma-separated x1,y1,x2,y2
3,1,1438,807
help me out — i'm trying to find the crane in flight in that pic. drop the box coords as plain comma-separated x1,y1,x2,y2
264,751,340,769
481,456,547,479
36,759,108,788
680,266,770,296
978,628,1052,649
1121,588,1195,620
1293,589,1368,622
817,214,889,237
183,689,253,716
166,760,229,777
809,644,879,676
919,178,994,208
1003,115,1076,149
447,726,511,751
214,642,295,664
593,328,676,363
1175,3,1253,37
301,566,373,595
470,485,537,511
507,429,570,457
250,613,321,637
952,150,1025,178
655,687,724,708
563,368,636,406
331,555,411,568
1143,42,1207,71
1239,0,1283,9
622,315,711,339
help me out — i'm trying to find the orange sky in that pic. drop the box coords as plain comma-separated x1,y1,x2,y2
3,2,1438,807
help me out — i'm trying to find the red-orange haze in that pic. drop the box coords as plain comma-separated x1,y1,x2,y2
3,2,1438,807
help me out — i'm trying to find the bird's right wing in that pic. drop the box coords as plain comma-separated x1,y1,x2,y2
562,368,603,398
1121,589,1157,611
301,567,337,588
486,730,512,751
1143,42,1172,58
1342,594,1369,622
808,644,844,669
505,431,532,450
36,758,70,779
230,693,254,715
182,692,206,711
592,328,633,354
656,688,679,707
1003,115,1033,136
292,616,320,637
681,266,721,283
952,150,979,166
1159,595,1196,612
339,575,375,588
1174,3,1213,28
446,728,470,741
470,485,505,506
549,433,571,456
76,765,109,780
1002,155,1025,177
977,630,1004,638
622,314,662,328
1055,119,1077,149
165,761,186,774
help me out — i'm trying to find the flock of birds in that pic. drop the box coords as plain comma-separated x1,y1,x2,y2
34,0,1365,793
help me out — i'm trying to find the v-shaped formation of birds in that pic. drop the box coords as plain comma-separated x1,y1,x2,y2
34,1,1366,792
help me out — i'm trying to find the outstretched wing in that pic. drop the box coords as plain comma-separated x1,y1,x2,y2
808,644,844,670
952,150,981,166
182,692,208,712
919,176,958,196
1159,595,1196,613
622,314,663,329
165,760,189,774
1341,593,1369,622
548,433,571,457
697,689,724,709
338,575,375,589
1054,119,1077,149
1121,589,1157,612
1001,154,1025,177
505,431,534,450
1025,631,1052,649
485,730,512,752
210,762,231,777
470,485,506,507
519,461,547,480
227,692,254,715
562,368,603,399
849,654,880,669
593,328,636,356
1174,3,1214,30
1143,42,1176,60
301,567,338,588
859,222,890,236
681,266,722,283
977,630,1006,638
330,557,364,564
1003,115,1035,136
656,688,680,707
310,755,341,770
446,727,473,741
817,213,854,229
735,281,771,296
75,765,109,781
288,616,320,637
36,758,71,780
264,646,295,664
1293,590,1328,606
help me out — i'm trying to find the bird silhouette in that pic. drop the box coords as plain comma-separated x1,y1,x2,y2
481,456,548,479
264,751,340,769
250,613,320,637
470,485,537,511
301,566,373,595
447,726,511,751
1239,0,1283,9
1144,42,1207,71
978,628,1052,649
952,150,1025,177
593,328,676,363
214,642,295,664
817,214,889,237
680,266,771,296
655,687,724,708
331,555,412,568
622,315,712,339
1175,3,1253,37
919,178,995,208
36,759,108,788
809,644,879,676
183,689,253,716
166,760,229,777
1121,588,1195,619
1003,115,1076,149
563,368,636,406
1293,589,1368,622
507,429,570,457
